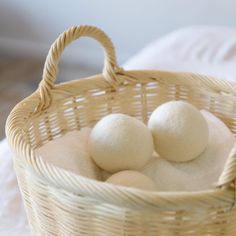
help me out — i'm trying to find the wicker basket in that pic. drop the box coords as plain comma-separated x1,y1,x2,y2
6,25,236,236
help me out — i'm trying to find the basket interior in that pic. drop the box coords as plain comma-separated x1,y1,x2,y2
23,75,236,150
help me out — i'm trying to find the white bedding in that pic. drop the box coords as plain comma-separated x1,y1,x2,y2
124,26,236,81
2,26,236,235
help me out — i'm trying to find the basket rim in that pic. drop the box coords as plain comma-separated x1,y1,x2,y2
6,69,236,210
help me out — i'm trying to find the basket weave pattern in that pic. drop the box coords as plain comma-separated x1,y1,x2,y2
6,25,236,235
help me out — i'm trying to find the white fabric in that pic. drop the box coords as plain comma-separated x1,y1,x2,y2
124,26,236,81
2,26,236,235
0,139,30,235
36,128,101,180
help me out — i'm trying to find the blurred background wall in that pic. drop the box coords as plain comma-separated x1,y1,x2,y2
0,0,236,139
1,0,236,68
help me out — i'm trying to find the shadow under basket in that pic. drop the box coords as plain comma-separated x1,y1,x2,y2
6,25,236,236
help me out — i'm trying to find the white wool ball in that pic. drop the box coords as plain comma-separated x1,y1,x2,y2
89,113,153,173
106,170,157,191
143,110,235,191
148,101,209,162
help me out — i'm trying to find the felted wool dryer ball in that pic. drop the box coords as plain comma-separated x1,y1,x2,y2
106,170,157,191
36,127,101,180
148,101,209,162
89,113,153,173
143,110,236,191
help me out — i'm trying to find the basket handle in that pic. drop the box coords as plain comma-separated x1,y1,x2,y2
38,25,122,111
217,143,236,188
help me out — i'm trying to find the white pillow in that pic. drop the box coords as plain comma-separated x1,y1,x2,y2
124,27,236,82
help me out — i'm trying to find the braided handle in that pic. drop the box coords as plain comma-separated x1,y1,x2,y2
217,142,236,188
38,25,121,110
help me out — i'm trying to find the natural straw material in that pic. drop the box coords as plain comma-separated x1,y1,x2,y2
6,25,236,235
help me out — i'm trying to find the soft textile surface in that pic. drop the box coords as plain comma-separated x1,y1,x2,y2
0,139,30,235
36,128,101,180
124,26,236,81
2,26,236,235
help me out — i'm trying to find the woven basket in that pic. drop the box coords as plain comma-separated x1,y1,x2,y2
6,25,236,236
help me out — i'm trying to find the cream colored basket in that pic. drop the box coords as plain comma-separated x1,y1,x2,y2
6,25,236,236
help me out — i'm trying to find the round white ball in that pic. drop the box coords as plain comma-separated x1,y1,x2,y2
89,113,153,173
106,170,157,191
148,101,209,162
